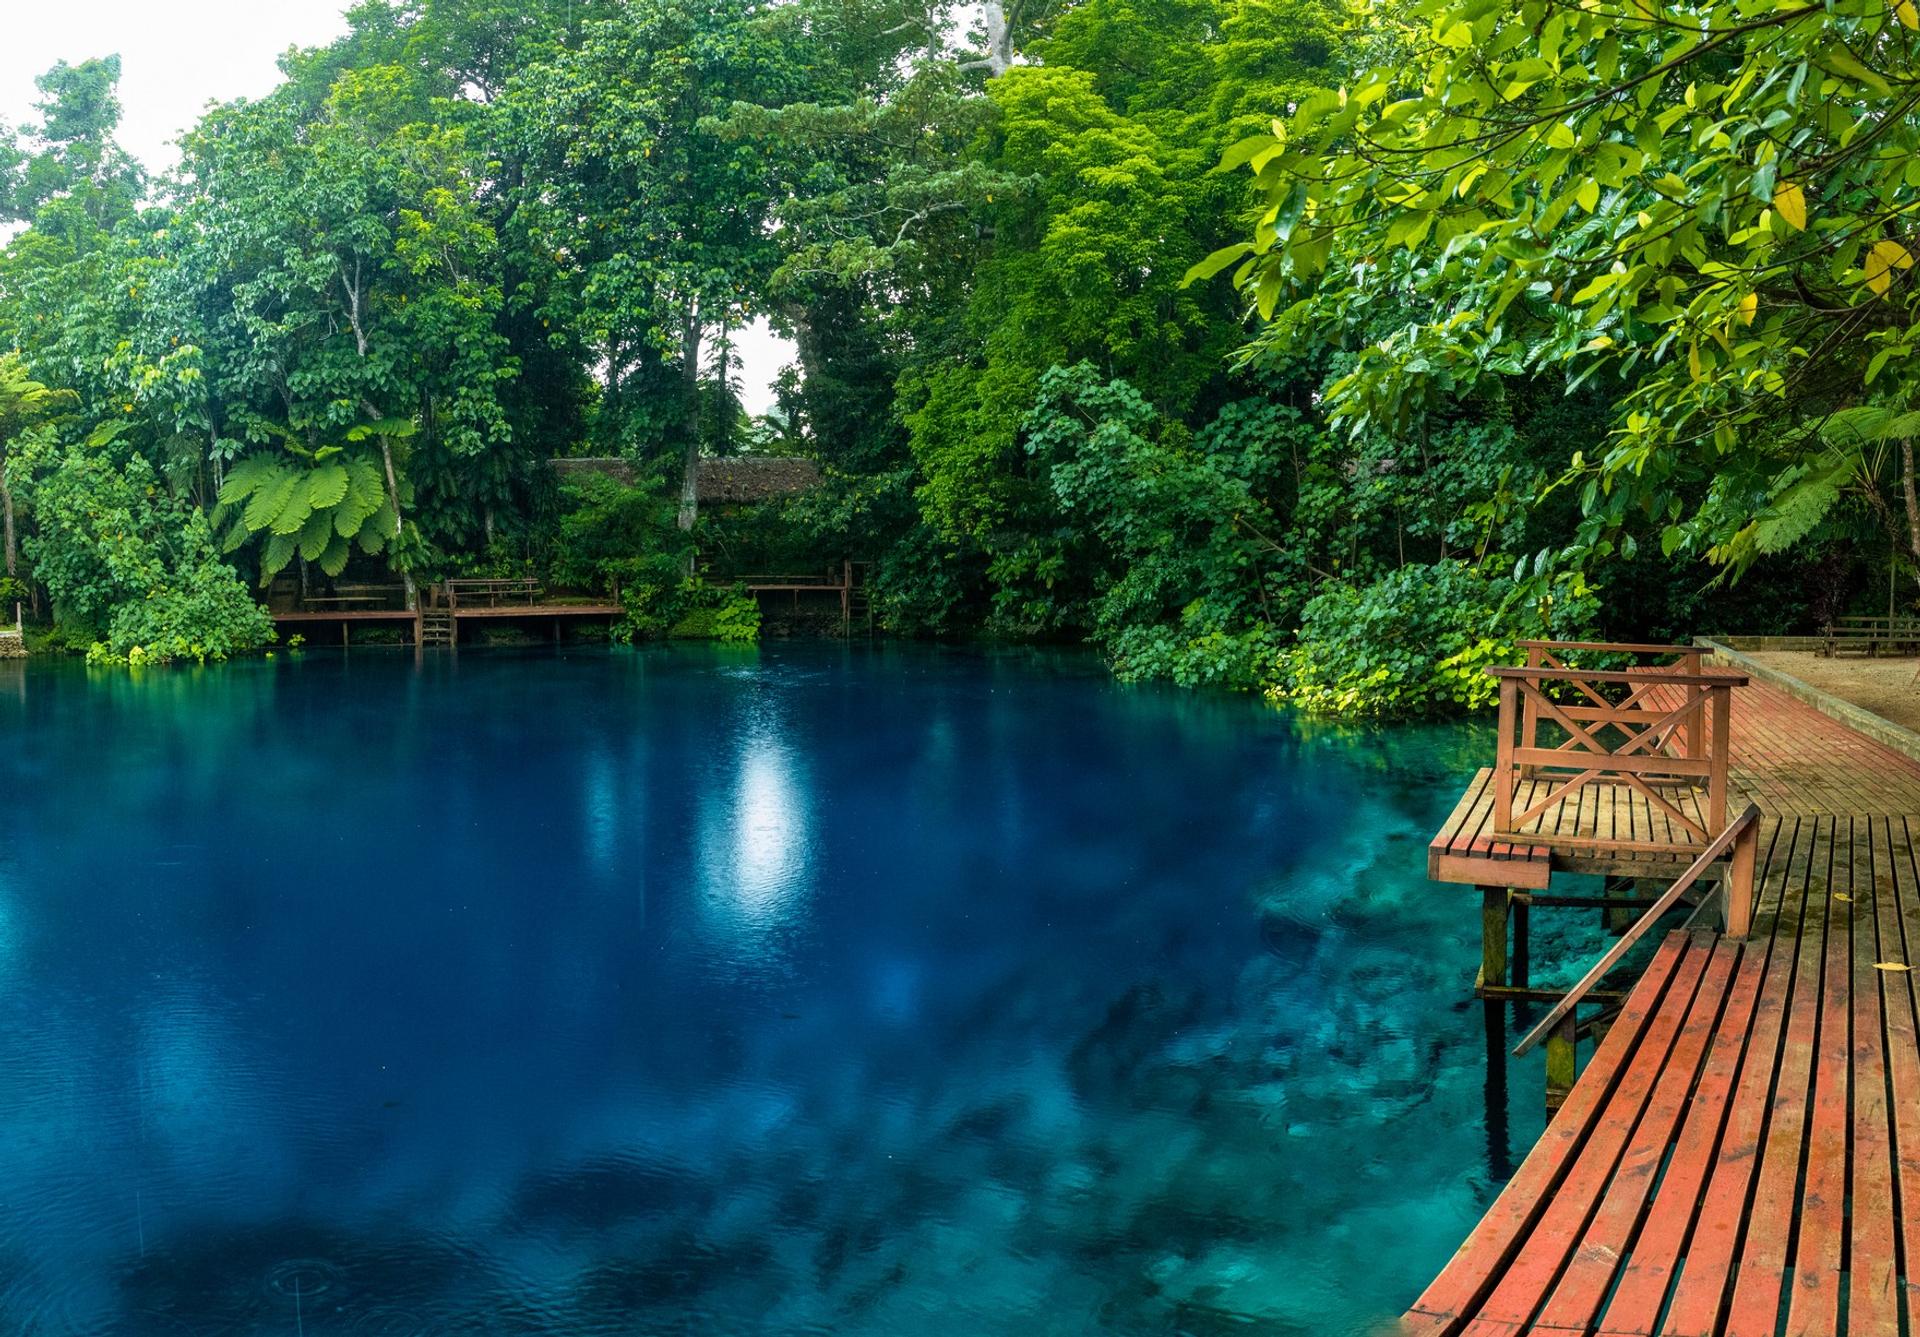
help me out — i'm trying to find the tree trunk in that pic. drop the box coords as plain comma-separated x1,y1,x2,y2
379,433,416,610
1903,441,1920,570
1,457,15,581
677,310,704,533
342,258,417,609
981,0,1014,74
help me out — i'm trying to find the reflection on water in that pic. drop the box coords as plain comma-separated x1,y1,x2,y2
0,644,1540,1335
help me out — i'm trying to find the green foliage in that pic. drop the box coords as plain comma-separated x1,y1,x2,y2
0,0,1869,704
1277,561,1599,720
26,443,272,662
552,471,682,590
1216,0,1920,587
668,583,762,642
214,442,406,580
1023,363,1282,684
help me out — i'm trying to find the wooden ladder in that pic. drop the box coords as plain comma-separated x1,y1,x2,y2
418,608,454,646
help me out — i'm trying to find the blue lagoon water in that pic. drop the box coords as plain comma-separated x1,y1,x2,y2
0,645,1544,1335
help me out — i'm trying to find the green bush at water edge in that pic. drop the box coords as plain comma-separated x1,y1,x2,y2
1274,560,1600,720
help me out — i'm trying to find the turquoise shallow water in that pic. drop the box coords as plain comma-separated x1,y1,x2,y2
0,643,1548,1334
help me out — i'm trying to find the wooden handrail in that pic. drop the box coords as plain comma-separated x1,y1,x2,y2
1512,804,1761,1057
1490,666,1748,687
1516,638,1703,656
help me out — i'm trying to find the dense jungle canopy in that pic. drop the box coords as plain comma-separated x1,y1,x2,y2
1,0,1915,711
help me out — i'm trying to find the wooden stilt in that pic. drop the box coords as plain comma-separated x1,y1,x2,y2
1603,875,1638,933
1512,897,1530,990
1544,1010,1577,1111
1481,886,1509,988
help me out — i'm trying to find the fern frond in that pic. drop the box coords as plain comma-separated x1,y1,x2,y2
217,454,281,507
306,462,350,511
334,456,387,538
244,468,302,534
260,529,299,579
297,507,335,562
318,532,352,578
358,500,396,554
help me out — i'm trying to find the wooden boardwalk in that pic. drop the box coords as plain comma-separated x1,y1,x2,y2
1409,672,1920,1335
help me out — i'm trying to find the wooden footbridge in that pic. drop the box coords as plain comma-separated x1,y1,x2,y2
1411,639,1920,1336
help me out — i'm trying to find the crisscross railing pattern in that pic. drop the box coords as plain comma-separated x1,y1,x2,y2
1490,640,1747,852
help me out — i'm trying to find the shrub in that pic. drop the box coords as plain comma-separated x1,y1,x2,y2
1275,560,1599,720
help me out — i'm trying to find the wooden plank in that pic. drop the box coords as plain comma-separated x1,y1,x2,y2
1721,818,1830,1337
1590,934,1771,1335
1530,938,1742,1333
1846,817,1899,1336
1884,816,1920,1337
1781,925,1848,1334
1401,934,1697,1337
1459,937,1718,1336
1659,817,1814,1337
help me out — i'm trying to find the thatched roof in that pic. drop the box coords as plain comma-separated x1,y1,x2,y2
549,456,822,503
550,457,639,487
695,457,821,502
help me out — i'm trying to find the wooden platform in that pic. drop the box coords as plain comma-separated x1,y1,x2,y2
1410,670,1920,1334
1430,677,1920,886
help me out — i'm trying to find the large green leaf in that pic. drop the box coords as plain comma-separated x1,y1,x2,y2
317,531,352,578
297,507,335,562
260,529,299,579
217,454,281,507
334,456,388,538
243,468,302,534
357,499,397,555
305,462,350,512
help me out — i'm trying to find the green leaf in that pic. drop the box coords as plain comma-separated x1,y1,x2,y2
306,462,350,511
1183,242,1254,286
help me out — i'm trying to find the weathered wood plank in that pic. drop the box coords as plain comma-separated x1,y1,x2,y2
1399,935,1696,1337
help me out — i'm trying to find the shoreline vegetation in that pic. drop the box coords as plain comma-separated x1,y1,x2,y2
2,0,1916,714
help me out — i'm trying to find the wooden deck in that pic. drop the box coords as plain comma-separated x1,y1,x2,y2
1430,675,1920,886
1410,668,1920,1334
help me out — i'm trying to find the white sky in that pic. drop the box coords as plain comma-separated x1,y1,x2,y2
2,0,794,415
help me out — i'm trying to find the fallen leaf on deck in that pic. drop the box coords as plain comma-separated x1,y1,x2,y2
1875,962,1912,972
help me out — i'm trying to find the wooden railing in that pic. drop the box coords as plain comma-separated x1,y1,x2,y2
1490,640,1748,852
444,578,544,610
297,581,408,612
1514,803,1762,1059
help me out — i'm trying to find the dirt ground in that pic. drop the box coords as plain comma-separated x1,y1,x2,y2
1744,650,1920,733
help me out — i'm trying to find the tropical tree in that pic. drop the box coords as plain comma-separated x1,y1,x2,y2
1208,0,1920,593
506,0,801,529
0,354,76,592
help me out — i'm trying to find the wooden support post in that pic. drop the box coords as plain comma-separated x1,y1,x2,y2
1708,687,1730,835
1512,897,1530,990
1602,876,1637,934
1519,646,1542,776
1680,648,1703,763
1724,817,1759,939
1545,1010,1578,1112
1481,886,1509,988
342,621,350,649
1494,677,1519,832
